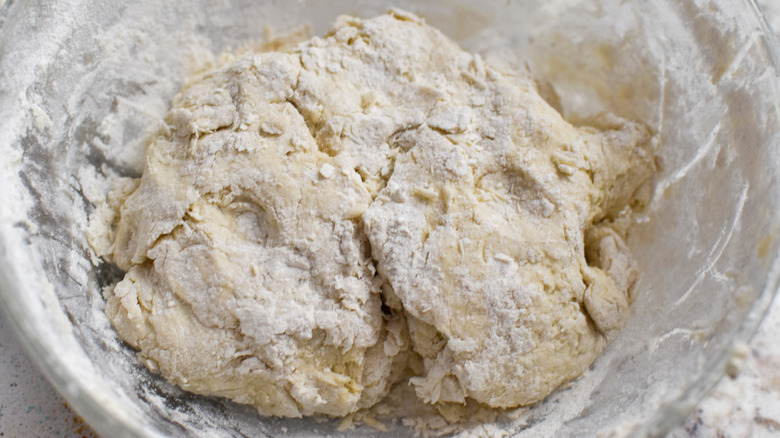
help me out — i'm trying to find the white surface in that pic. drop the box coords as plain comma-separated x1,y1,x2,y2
0,310,97,437
669,298,780,437
1,2,779,438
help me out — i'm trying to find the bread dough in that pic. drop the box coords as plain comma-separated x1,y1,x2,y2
364,113,652,409
96,10,654,418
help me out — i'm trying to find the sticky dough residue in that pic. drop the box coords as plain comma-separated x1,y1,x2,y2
90,9,655,421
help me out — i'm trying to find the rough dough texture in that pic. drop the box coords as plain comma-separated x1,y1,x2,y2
95,10,655,419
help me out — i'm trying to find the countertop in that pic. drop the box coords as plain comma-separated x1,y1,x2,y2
1,2,780,437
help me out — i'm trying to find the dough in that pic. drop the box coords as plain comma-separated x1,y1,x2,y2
96,10,654,419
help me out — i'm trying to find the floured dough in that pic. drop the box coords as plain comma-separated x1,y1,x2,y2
94,10,654,419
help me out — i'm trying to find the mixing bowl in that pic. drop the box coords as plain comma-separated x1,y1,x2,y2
1,0,779,436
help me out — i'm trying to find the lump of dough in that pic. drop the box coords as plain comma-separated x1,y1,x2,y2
103,36,413,417
362,30,654,409
97,9,655,420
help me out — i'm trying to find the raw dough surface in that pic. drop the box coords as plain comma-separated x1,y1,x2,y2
95,10,654,419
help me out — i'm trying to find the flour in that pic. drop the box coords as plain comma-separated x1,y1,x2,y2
93,9,655,421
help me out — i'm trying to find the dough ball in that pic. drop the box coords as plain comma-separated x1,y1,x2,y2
97,9,655,420
362,34,654,409
104,31,413,417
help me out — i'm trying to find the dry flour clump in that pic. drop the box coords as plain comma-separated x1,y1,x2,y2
93,9,655,421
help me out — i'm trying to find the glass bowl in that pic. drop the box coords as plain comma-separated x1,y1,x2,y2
1,0,779,436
